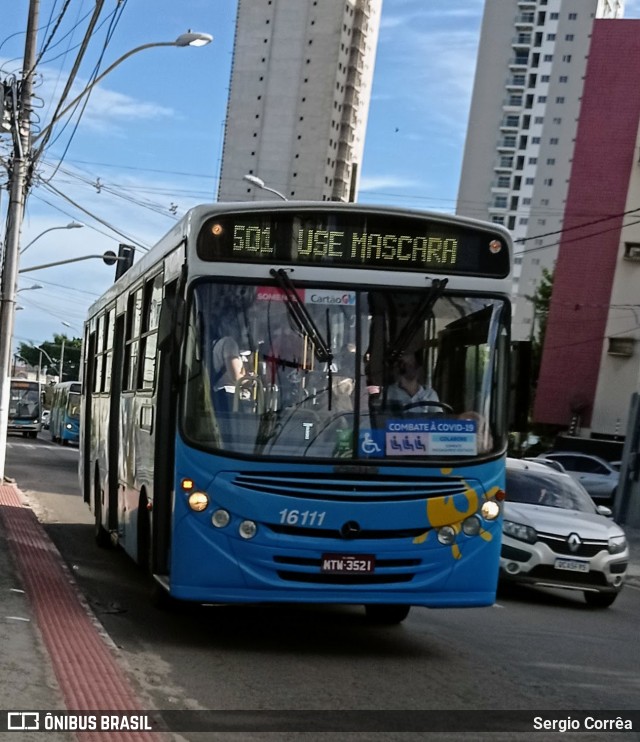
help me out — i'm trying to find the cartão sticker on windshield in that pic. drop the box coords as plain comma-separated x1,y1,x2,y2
384,419,478,456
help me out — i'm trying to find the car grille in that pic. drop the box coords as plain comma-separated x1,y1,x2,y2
232,472,469,502
537,532,607,558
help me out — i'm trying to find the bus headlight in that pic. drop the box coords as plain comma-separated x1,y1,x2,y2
462,515,481,536
481,500,500,520
239,520,257,539
188,492,209,512
437,525,456,545
212,509,230,528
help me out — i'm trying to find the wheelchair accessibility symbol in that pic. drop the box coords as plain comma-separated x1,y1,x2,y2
359,431,383,457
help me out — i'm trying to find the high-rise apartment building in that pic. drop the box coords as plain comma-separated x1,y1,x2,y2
456,0,624,341
217,0,382,203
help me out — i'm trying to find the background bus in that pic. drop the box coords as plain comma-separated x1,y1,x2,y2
80,202,513,623
50,381,82,445
8,378,43,438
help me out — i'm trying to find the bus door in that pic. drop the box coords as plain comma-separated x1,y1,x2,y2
82,332,96,504
108,313,125,532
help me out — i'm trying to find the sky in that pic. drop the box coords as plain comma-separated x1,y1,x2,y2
3,0,640,357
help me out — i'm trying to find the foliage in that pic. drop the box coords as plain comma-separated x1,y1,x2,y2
16,333,81,382
524,266,553,396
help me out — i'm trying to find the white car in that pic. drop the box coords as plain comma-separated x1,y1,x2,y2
501,458,628,608
535,452,619,505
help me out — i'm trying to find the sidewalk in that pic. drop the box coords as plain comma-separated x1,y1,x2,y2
0,481,171,741
0,477,639,734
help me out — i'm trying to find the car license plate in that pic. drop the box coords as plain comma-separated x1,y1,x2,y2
321,554,375,574
554,558,589,573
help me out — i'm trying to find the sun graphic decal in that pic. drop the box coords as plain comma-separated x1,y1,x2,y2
412,469,499,559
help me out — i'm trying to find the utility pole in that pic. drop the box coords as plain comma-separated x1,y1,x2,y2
0,0,39,481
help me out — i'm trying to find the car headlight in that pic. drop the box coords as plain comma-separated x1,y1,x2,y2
503,519,537,544
608,535,627,554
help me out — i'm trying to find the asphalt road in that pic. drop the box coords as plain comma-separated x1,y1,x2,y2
5,432,640,741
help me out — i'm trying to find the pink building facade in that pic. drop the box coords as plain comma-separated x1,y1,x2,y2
533,21,640,437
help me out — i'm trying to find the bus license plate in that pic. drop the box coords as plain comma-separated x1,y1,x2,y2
321,554,375,574
554,558,589,573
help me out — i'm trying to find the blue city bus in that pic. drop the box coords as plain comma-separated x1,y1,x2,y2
50,381,81,445
80,202,514,623
8,378,43,438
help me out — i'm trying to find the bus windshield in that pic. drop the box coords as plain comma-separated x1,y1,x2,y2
9,381,41,421
181,280,509,461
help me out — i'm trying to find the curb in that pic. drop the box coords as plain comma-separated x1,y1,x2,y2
0,483,172,741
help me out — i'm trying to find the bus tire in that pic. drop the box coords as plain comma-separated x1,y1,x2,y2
94,469,110,548
150,581,180,611
29,431,37,439
364,604,411,625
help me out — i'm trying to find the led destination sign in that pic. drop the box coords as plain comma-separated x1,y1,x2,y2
197,211,509,277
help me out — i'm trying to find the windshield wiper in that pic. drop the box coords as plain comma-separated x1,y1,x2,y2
269,268,333,364
387,277,448,362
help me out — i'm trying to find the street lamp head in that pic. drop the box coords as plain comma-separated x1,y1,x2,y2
175,31,213,47
243,174,266,188
17,283,43,292
67,222,84,229
242,173,288,201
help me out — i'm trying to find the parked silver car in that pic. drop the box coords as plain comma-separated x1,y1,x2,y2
535,451,619,504
501,458,628,608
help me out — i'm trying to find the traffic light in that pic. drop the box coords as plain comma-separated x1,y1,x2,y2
115,243,135,281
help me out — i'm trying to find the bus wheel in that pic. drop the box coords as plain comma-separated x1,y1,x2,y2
150,581,180,611
29,431,37,439
94,472,110,548
364,604,411,625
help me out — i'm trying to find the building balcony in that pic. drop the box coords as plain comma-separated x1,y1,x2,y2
509,56,529,69
344,88,361,109
348,55,364,74
515,13,535,26
497,138,517,151
506,76,526,90
512,34,532,47
494,160,514,172
337,142,353,161
346,68,362,88
502,97,523,109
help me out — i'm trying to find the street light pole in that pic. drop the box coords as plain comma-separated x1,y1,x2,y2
0,0,39,482
20,223,84,255
0,17,212,481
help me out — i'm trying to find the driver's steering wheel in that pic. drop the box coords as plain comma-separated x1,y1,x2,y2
402,400,455,413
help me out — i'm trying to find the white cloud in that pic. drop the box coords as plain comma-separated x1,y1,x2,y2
358,174,423,191
34,72,175,135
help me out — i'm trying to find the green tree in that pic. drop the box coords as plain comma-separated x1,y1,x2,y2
16,333,81,382
525,266,554,382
